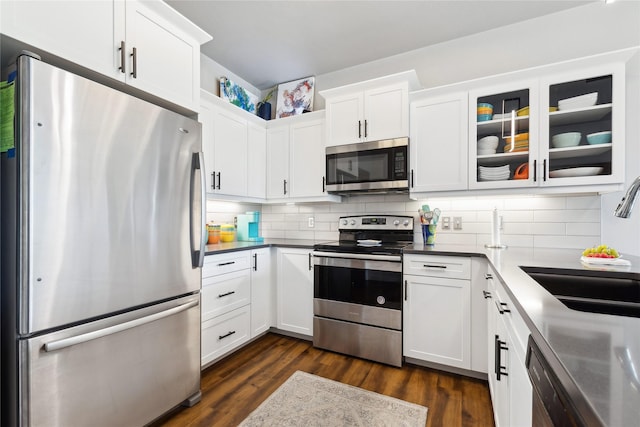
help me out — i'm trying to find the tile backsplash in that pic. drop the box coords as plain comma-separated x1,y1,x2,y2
207,194,601,249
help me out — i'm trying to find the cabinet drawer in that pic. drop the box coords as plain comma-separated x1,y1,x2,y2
403,254,471,279
203,251,251,278
493,280,530,356
201,305,251,367
202,269,250,321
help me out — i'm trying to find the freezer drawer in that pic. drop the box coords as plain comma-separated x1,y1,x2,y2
22,295,201,427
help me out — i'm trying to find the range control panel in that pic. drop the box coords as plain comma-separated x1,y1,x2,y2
338,215,414,231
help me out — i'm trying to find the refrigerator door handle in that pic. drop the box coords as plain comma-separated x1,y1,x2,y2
191,152,207,268
43,299,199,352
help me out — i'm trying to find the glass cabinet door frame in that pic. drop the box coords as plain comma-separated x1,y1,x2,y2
468,79,540,190
538,62,625,187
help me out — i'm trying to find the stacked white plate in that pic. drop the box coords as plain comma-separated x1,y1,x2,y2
478,165,510,181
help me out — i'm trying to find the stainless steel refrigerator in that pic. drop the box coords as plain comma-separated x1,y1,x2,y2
1,54,206,426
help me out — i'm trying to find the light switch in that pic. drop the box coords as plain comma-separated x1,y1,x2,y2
453,217,462,230
442,217,451,230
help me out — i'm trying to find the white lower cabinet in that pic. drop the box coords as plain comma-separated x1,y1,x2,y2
250,248,273,337
201,305,251,365
276,247,314,337
486,266,532,427
403,255,472,369
201,251,252,367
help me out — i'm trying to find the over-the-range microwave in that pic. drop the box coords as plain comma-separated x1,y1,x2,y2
325,137,409,194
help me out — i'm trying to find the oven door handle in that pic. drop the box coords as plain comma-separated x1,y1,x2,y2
312,251,402,262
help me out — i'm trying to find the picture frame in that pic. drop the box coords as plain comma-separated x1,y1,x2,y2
275,77,315,119
219,76,259,114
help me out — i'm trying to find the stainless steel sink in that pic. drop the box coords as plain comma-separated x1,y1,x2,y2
522,267,640,318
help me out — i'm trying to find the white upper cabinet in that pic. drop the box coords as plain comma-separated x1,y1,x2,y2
123,1,209,110
266,126,290,199
289,118,326,198
410,90,468,194
539,63,625,188
247,122,267,199
467,54,627,193
266,112,341,202
1,1,122,79
1,0,211,111
321,71,421,147
469,79,540,190
200,90,265,200
213,108,249,196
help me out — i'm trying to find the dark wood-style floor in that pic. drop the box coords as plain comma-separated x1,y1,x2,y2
151,333,495,427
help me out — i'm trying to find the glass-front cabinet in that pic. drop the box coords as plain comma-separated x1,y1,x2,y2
469,80,539,189
469,62,624,191
539,63,624,187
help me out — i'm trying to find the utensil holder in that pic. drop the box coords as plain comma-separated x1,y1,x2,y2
422,224,436,246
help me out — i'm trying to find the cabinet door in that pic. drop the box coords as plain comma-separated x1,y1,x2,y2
276,248,313,336
471,258,488,373
486,271,498,401
494,315,511,427
403,274,471,369
266,126,290,198
124,0,201,110
509,341,533,427
410,92,468,193
199,91,217,193
0,0,125,82
539,64,624,187
290,119,325,198
469,80,539,190
247,122,267,199
251,248,273,337
213,109,248,196
364,82,408,142
325,92,364,146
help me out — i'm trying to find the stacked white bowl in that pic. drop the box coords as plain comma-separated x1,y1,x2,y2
477,135,499,155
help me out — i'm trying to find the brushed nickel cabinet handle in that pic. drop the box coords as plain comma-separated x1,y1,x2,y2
118,41,126,74
130,47,137,78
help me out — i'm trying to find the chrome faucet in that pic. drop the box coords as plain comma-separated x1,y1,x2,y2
615,176,640,218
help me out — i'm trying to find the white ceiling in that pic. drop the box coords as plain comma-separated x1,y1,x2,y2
166,0,596,91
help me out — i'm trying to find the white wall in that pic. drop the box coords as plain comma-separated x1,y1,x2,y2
312,1,640,109
200,54,261,99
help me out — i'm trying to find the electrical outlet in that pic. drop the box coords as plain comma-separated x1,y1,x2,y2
308,217,315,228
453,217,462,230
441,217,451,230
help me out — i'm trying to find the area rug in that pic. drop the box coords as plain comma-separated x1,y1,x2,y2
238,371,428,427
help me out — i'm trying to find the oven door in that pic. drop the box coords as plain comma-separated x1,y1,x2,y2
325,138,408,193
313,251,402,330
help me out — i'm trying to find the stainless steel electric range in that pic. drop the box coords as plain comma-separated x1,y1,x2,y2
312,215,414,367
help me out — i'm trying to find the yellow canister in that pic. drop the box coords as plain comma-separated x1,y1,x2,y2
220,224,236,242
207,224,220,244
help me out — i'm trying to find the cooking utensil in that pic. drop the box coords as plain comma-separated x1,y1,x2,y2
432,208,441,225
